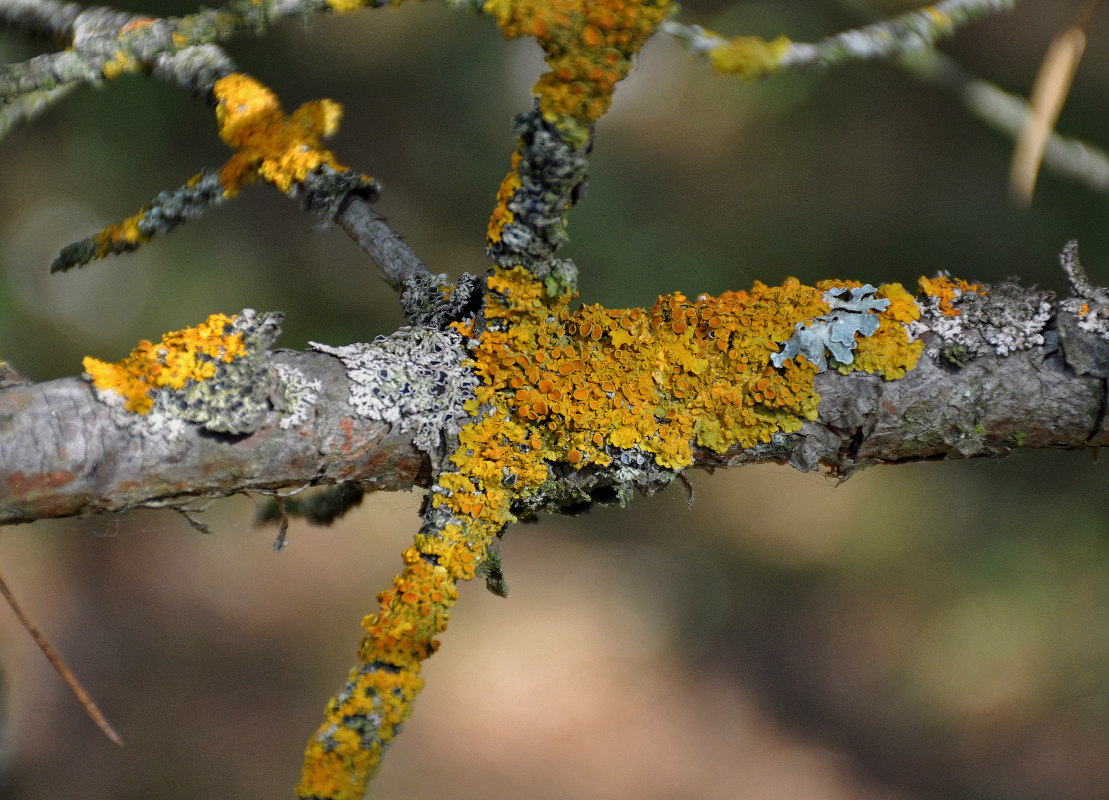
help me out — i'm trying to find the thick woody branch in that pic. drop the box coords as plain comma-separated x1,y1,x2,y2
3,283,1108,528
0,349,429,526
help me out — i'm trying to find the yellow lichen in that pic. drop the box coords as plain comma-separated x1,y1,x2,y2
707,34,792,79
487,151,522,246
837,315,923,380
100,49,139,80
454,269,835,477
92,212,147,258
918,274,985,316
296,661,424,800
82,313,244,413
212,73,349,196
831,281,923,379
296,535,464,798
485,0,672,144
876,282,921,323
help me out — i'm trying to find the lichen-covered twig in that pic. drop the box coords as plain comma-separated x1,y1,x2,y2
892,46,1109,195
662,0,1017,78
51,169,228,272
0,0,363,100
3,262,1108,523
5,1,1094,798
818,0,1109,197
3,259,1109,796
50,65,387,277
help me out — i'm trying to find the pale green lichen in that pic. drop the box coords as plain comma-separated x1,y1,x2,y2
311,327,479,455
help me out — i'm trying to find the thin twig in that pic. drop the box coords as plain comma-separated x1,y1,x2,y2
0,567,123,746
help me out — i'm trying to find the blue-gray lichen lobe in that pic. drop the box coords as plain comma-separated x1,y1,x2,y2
772,285,889,371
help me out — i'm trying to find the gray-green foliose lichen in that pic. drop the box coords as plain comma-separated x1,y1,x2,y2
486,105,591,269
273,361,322,430
93,309,282,438
163,309,281,434
310,327,478,455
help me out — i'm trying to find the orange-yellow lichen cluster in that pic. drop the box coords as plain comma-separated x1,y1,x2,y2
706,33,791,79
456,268,916,475
484,0,671,142
487,151,522,246
296,666,422,800
296,543,460,800
297,266,925,798
100,48,140,80
213,73,347,195
918,274,985,316
82,313,243,413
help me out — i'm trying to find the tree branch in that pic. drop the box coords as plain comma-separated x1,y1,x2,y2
0,347,430,525
4,264,1107,528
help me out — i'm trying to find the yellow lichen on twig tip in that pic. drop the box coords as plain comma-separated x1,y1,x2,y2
212,73,347,195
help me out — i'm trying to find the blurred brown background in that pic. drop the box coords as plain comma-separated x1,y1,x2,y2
3,1,1109,798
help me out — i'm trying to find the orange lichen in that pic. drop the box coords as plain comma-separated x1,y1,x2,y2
212,73,349,195
119,17,155,34
456,270,826,473
296,661,423,800
296,528,474,799
918,275,985,316
484,0,672,143
82,313,244,413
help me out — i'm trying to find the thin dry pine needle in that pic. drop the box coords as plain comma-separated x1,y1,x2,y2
0,567,123,746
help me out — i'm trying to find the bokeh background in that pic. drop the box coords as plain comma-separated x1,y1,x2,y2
2,1,1109,797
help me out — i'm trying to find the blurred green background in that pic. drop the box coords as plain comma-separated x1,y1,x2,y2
3,1,1109,798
